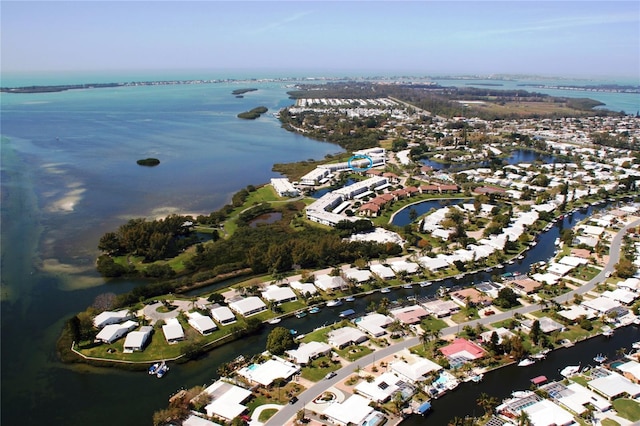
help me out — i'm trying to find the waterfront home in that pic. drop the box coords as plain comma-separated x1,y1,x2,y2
286,341,332,365
615,360,640,383
388,350,442,384
210,305,237,325
602,288,638,305
323,394,384,426
480,327,515,345
355,313,393,337
92,309,133,328
314,274,348,292
355,372,405,403
369,263,396,279
342,267,373,283
557,304,597,322
187,312,218,336
417,255,450,272
95,320,138,344
228,296,267,317
123,325,153,352
270,178,299,197
288,280,318,296
440,338,486,365
510,277,543,296
521,317,565,334
389,305,429,325
261,285,297,304
182,414,219,426
327,326,368,349
389,259,420,275
587,368,640,400
237,356,300,387
617,277,640,292
521,399,575,426
421,299,460,318
581,296,623,317
541,381,611,414
202,380,252,422
162,318,185,344
450,288,491,308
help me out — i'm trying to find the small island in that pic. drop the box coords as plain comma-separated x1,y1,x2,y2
237,106,268,120
231,88,258,95
136,158,160,167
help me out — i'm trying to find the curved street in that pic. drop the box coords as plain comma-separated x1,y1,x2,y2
264,218,640,426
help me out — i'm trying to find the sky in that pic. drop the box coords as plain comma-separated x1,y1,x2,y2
2,1,639,79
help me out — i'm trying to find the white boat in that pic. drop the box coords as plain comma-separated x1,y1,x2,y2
560,365,581,377
531,352,547,360
517,358,536,367
594,353,607,363
380,288,391,294
446,380,459,390
470,374,484,383
512,390,534,398
420,281,432,287
326,299,343,307
403,283,413,289
632,341,640,349
268,318,281,324
156,362,169,378
344,296,355,302
148,362,160,375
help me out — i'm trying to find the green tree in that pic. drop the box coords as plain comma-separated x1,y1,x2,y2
266,327,295,355
529,320,542,345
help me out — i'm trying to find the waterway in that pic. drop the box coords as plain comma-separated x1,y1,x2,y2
420,147,559,171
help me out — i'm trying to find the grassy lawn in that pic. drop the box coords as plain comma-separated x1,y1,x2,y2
258,409,278,422
300,355,341,381
601,419,621,426
569,264,602,281
451,310,480,324
420,317,448,332
569,375,589,387
613,398,640,422
336,344,373,362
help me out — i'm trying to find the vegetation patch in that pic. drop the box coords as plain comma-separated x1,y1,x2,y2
136,158,160,166
612,398,640,422
238,106,268,119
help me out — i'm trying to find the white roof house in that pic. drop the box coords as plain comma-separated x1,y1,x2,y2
327,326,368,349
369,263,396,279
93,309,133,328
558,305,597,321
187,312,218,335
342,267,373,283
389,350,442,383
237,356,300,387
602,288,637,305
123,325,153,352
480,327,516,345
183,414,220,426
261,285,297,304
286,341,333,365
417,255,450,271
546,262,575,277
314,274,347,292
203,380,252,421
389,260,420,274
210,306,236,325
355,372,402,402
588,370,640,400
270,178,300,197
95,320,138,344
556,382,611,413
162,318,185,343
355,313,393,337
616,360,640,382
582,296,622,316
523,399,575,426
288,280,318,296
323,394,376,426
228,296,267,317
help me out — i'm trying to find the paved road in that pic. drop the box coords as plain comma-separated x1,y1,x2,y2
265,219,640,426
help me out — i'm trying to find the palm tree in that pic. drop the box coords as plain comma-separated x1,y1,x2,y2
517,410,532,426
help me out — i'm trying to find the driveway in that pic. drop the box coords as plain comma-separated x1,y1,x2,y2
142,300,193,323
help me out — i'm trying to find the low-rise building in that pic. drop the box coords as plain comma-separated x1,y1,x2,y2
237,356,300,387
162,318,185,344
355,313,393,337
187,312,218,335
286,341,332,365
327,326,368,349
389,305,429,325
261,285,297,304
95,320,138,344
203,380,252,422
210,305,237,325
93,309,133,329
228,296,267,317
123,325,153,352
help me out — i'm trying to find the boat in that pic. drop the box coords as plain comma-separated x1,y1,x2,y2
156,362,169,379
267,318,281,324
403,283,413,289
415,401,432,415
531,352,547,360
420,281,432,287
289,329,298,335
560,365,581,377
295,311,308,318
339,308,356,318
485,267,493,273
344,296,355,302
295,334,305,340
326,299,343,307
518,358,536,367
455,274,464,279
512,390,534,398
470,374,484,383
308,307,320,314
602,327,614,337
380,288,391,294
632,341,640,349
594,353,607,363
148,362,160,375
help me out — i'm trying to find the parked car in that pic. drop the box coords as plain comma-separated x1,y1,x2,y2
289,396,299,405
325,371,337,380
